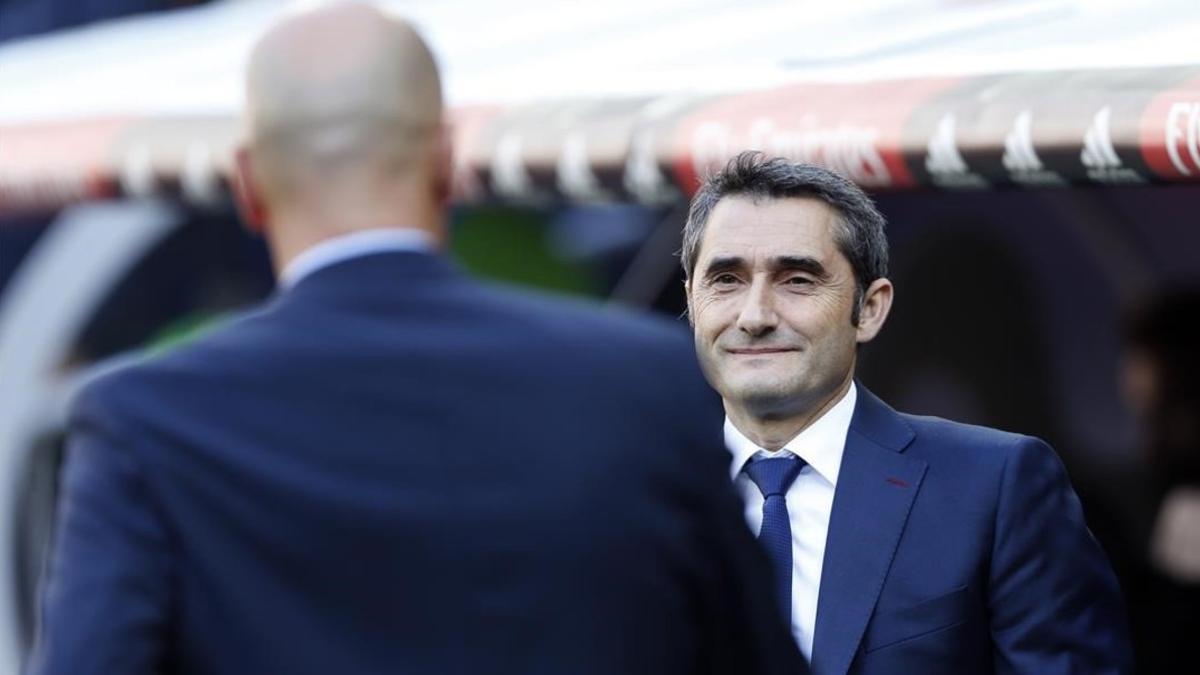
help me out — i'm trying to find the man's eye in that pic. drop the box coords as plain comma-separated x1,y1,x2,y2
785,276,813,286
712,274,739,285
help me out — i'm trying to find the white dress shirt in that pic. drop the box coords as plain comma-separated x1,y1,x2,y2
725,381,857,661
279,228,436,289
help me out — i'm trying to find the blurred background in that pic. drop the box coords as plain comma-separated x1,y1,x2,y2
1,0,1198,672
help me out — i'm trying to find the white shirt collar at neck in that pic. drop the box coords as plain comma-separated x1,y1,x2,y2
279,228,436,289
724,381,857,487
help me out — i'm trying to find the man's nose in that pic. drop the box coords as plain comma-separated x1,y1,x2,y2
736,278,777,337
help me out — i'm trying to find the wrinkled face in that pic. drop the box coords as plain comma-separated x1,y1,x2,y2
687,196,871,419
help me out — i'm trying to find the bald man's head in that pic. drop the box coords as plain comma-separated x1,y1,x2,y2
243,2,443,201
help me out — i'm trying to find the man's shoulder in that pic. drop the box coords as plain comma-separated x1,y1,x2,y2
872,406,1073,517
855,386,1036,458
899,411,1030,448
474,285,720,425
69,304,280,423
479,283,695,353
890,407,1055,471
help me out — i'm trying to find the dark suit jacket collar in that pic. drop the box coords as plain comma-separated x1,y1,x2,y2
848,383,916,453
280,249,461,302
811,382,926,675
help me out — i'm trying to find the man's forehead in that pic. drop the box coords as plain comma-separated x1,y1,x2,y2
699,195,841,263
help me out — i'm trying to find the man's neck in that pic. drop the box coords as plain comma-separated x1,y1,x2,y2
268,202,444,279
726,376,855,452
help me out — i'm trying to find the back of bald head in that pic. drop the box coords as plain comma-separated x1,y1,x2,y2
245,2,443,200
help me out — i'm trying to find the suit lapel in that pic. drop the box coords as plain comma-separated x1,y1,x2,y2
810,386,926,675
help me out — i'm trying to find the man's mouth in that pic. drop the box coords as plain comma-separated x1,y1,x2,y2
725,347,798,355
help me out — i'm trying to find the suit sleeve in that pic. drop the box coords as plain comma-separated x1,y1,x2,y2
988,437,1134,674
27,392,173,675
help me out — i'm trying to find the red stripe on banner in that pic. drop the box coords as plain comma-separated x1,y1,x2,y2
0,117,133,214
1139,75,1200,180
668,77,960,195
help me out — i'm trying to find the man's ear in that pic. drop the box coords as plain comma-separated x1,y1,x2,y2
232,146,268,234
432,122,453,206
855,277,893,344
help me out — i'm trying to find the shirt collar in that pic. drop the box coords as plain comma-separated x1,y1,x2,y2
279,228,436,289
725,381,857,486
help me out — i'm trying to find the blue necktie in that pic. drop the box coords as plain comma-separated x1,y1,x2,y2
744,455,805,624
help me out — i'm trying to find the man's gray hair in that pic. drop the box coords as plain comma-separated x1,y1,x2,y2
681,151,889,324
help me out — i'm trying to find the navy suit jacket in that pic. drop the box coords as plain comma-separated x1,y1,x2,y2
811,385,1133,674
30,251,806,675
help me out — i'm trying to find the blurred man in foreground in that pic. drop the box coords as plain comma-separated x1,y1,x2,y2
28,6,804,674
683,152,1133,674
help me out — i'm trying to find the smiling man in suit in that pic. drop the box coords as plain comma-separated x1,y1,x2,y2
26,7,807,674
683,151,1133,675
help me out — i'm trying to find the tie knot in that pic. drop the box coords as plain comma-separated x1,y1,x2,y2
743,455,805,498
